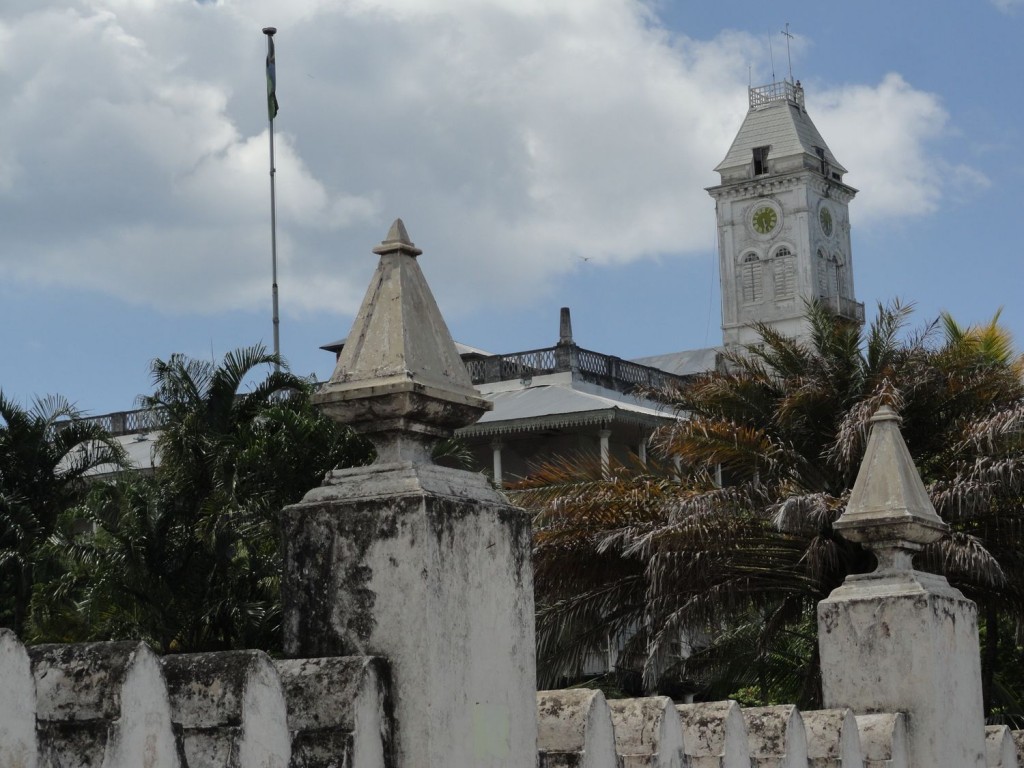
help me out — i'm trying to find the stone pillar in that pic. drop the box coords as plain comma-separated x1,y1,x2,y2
818,406,986,768
284,220,537,768
985,726,1019,768
492,439,504,487
0,630,37,768
558,307,574,347
598,428,611,477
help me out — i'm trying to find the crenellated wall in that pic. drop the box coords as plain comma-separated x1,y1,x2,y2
13,620,1024,768
0,628,393,768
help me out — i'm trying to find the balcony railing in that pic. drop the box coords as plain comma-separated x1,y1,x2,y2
465,345,686,392
78,346,687,438
78,407,167,437
823,296,865,324
749,80,805,110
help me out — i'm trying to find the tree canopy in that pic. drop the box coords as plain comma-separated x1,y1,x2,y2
23,346,373,652
515,302,1024,713
0,393,127,635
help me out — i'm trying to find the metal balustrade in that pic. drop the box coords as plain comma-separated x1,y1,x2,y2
823,295,865,324
466,345,686,391
749,80,804,109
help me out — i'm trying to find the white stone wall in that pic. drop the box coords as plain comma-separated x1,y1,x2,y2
3,624,1019,768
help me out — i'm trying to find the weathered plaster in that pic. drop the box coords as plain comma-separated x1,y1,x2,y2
606,697,685,767
676,700,749,768
536,689,616,768
161,650,289,768
0,630,37,768
30,641,180,768
854,714,908,768
802,708,862,767
274,656,392,768
742,705,808,768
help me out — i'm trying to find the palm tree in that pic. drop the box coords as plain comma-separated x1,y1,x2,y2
29,346,373,652
514,301,1024,709
0,393,126,635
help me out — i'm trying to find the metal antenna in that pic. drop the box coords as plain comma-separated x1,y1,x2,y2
768,33,776,82
782,23,794,83
263,26,281,371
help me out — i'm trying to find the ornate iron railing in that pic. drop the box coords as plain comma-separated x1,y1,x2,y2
79,346,685,437
78,407,166,437
465,345,685,391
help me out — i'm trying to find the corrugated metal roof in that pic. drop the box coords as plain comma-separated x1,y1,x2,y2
715,100,846,174
631,347,719,376
477,385,666,424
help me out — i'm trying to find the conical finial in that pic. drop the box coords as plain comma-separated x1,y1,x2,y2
372,218,422,257
314,219,490,463
834,405,948,574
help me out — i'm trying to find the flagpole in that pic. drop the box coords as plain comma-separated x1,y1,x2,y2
263,26,281,369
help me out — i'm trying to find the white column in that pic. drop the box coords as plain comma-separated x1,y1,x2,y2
818,407,986,768
598,429,612,478
491,440,504,487
638,434,647,465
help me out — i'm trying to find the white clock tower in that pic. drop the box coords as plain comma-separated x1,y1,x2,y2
707,80,863,348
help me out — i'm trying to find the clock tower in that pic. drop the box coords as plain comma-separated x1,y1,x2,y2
707,80,863,348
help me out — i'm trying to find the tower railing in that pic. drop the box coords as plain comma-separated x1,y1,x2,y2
823,295,865,324
749,80,805,110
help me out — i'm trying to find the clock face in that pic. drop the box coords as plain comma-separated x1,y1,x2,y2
819,207,833,237
751,206,778,234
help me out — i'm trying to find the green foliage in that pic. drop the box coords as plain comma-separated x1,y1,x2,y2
25,345,373,653
0,393,127,635
515,302,1024,710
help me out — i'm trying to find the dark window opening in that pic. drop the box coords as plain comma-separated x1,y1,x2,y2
815,146,828,176
753,146,770,176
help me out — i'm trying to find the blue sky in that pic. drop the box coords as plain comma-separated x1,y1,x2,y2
1,0,1021,415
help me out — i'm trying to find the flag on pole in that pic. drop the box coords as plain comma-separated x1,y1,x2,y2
266,34,279,121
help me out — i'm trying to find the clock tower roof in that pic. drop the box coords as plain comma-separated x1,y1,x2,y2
714,80,847,184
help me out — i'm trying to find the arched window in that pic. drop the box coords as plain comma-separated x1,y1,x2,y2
773,247,795,299
740,253,763,304
816,249,830,297
834,254,847,297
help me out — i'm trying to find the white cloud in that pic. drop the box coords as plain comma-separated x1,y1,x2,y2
991,0,1023,13
0,1,982,318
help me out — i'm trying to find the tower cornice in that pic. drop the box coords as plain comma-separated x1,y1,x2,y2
706,171,857,203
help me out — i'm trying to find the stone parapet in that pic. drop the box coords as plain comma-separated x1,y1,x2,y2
30,640,182,768
986,726,1020,768
676,700,749,768
0,629,37,768
854,714,908,768
536,689,617,768
274,656,392,768
742,705,808,768
606,696,686,767
161,650,290,768
803,709,863,767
